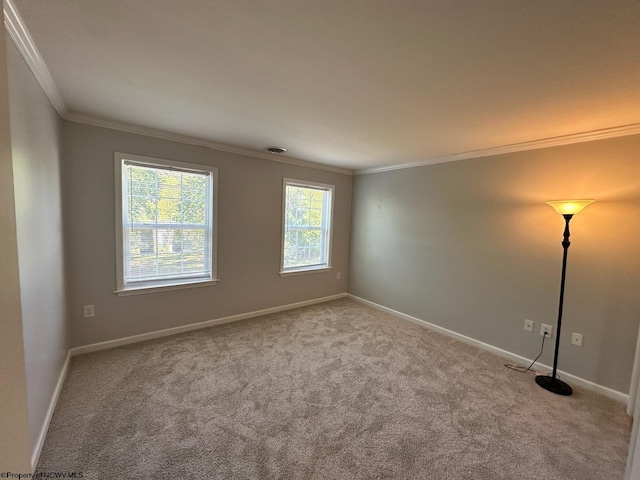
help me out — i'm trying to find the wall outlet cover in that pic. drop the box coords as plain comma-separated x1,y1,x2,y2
571,333,583,347
83,304,95,318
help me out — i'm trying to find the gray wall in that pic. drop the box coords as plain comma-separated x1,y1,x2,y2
7,38,69,455
0,29,32,472
63,122,352,347
349,135,640,394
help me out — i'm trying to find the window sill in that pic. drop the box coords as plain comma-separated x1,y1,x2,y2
278,267,332,277
114,279,220,296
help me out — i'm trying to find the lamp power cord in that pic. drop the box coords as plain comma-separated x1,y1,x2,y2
505,332,549,373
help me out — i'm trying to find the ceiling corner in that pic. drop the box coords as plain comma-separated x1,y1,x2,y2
3,0,67,116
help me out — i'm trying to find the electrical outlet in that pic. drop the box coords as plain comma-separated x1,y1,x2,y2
336,272,342,280
83,305,95,318
523,319,534,332
571,333,583,347
540,324,552,337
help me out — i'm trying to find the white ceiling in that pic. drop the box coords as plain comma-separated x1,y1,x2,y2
10,0,640,171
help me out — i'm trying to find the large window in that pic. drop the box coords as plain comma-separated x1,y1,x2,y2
114,153,218,295
280,178,334,275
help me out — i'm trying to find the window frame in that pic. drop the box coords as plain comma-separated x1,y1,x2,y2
279,178,334,276
114,152,219,296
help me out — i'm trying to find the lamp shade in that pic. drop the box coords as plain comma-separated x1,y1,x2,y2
546,200,594,215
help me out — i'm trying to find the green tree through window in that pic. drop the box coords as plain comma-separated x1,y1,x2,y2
281,179,333,272
116,153,218,293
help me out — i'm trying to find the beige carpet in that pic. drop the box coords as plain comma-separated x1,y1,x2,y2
37,298,631,479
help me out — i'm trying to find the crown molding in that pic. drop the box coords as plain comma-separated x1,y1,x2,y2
5,0,639,177
64,112,354,175
2,0,352,176
3,0,67,116
355,123,640,175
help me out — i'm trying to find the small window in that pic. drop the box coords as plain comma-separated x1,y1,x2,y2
114,153,218,295
280,178,334,275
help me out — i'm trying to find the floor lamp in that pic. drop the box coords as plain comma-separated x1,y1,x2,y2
535,199,594,396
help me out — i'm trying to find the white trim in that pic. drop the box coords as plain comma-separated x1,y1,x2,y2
628,325,640,416
347,294,628,404
114,279,220,296
2,0,350,179
6,0,639,179
31,350,71,470
70,293,347,356
3,0,351,176
31,294,345,466
355,123,640,175
3,0,67,116
278,267,332,277
7,0,640,179
626,386,640,479
67,113,353,176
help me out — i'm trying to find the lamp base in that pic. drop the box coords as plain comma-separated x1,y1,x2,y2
535,375,572,396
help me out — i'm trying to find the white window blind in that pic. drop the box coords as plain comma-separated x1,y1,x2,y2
117,155,216,292
281,179,334,273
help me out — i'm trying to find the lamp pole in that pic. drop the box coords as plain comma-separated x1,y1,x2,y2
552,213,573,380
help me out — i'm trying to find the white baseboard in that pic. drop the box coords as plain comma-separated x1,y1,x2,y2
31,349,71,470
33,294,346,469
38,290,624,472
347,294,628,405
70,293,347,356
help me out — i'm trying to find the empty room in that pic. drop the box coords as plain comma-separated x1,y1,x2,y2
2,0,640,478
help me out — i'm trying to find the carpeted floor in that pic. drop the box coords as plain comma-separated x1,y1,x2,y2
37,298,631,479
